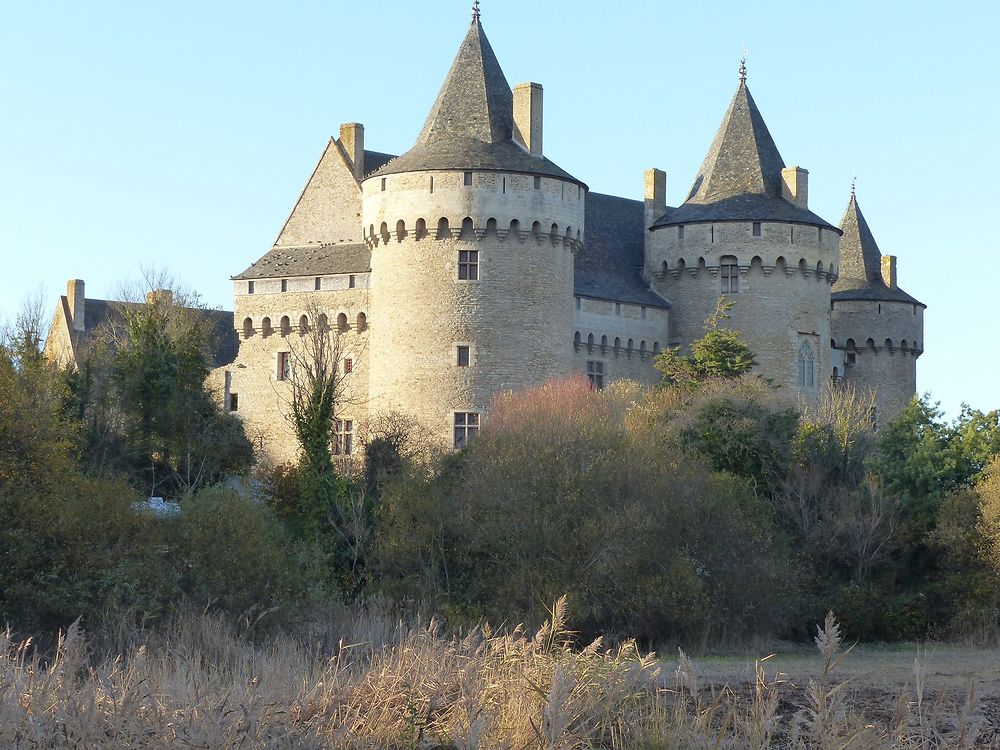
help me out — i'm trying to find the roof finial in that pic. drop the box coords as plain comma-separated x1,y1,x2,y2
851,175,857,198
739,48,748,83
472,0,480,24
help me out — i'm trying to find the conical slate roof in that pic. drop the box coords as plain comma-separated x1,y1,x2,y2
371,16,581,184
831,191,923,305
652,79,834,229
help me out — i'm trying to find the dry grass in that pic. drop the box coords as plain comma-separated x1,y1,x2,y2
1,603,997,748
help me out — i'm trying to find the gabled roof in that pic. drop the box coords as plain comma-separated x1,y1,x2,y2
831,192,924,306
371,16,581,184
576,192,669,308
652,79,835,229
233,242,371,281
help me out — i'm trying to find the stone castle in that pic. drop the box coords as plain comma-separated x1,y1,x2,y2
213,7,924,463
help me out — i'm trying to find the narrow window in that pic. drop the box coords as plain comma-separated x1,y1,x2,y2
533,175,541,190
315,277,322,290
502,177,506,194
790,226,794,243
641,306,647,320
615,303,621,316
721,255,739,293
247,280,255,295
334,419,353,455
586,360,605,390
349,274,356,289
229,393,239,412
678,225,685,240
277,351,291,381
752,221,761,237
711,225,715,243
281,278,288,292
457,345,470,367
429,175,434,193
575,297,581,310
454,412,479,448
458,249,479,280
797,342,815,388
464,171,473,186
380,177,386,192
343,357,353,374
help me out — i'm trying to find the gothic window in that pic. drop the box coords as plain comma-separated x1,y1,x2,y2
721,255,739,293
454,412,479,448
797,342,815,388
334,419,353,455
458,249,479,280
586,360,605,390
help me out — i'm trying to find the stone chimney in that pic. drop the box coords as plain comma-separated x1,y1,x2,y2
339,122,365,180
644,168,667,229
881,255,897,289
67,279,85,333
781,166,808,209
146,289,174,306
513,82,543,156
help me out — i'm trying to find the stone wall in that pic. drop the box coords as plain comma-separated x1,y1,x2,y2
572,297,667,385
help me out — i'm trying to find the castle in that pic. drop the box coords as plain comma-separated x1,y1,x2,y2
215,6,924,463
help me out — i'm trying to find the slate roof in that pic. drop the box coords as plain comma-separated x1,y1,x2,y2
78,299,238,368
371,18,582,185
233,242,371,280
831,192,924,306
363,150,394,177
652,81,836,230
576,192,669,308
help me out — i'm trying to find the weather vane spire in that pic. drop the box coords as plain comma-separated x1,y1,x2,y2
472,0,480,24
739,49,748,83
851,175,857,198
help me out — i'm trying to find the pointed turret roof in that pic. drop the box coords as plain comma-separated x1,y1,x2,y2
371,14,581,184
652,76,835,229
831,190,923,305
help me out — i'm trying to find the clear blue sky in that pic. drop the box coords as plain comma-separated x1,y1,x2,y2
1,1,994,417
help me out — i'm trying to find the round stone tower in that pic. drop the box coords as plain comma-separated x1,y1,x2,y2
645,68,840,399
362,10,585,446
830,188,925,422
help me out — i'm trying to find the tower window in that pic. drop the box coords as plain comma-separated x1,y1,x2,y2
280,279,287,292
457,345,470,367
721,256,739,293
349,274,356,289
454,412,479,448
534,175,541,190
315,277,322,290
381,177,386,192
343,357,353,374
458,250,479,280
797,342,815,388
277,351,291,382
229,393,239,412
334,419,353,455
430,175,434,193
464,171,473,186
615,303,621,316
678,225,685,240
247,281,255,295
586,360,605,390
575,297,581,310
752,222,761,237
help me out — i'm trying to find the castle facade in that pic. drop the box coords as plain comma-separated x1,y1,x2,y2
222,8,925,463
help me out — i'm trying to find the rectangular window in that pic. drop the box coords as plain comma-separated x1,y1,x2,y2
349,274,356,289
464,171,473,186
334,419,354,455
277,351,291,381
247,280,255,295
641,306,647,320
533,175,541,190
721,257,739,293
343,357,353,374
457,345,470,367
453,412,479,448
615,303,621,316
429,175,434,193
458,249,479,280
678,225,685,240
229,393,238,412
575,297,581,310
586,360,605,390
380,177,387,191
315,277,322,290
752,221,761,237
281,278,288,292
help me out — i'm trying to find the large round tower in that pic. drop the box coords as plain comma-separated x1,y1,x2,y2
645,68,841,399
362,9,585,446
830,188,925,422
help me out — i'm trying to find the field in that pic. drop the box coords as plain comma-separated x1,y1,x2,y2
2,603,998,749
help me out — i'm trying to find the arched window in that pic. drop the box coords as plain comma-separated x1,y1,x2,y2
396,219,406,242
261,317,272,337
280,315,291,336
574,331,581,350
797,341,815,388
460,217,475,239
415,218,427,240
600,335,608,354
486,218,497,235
640,340,647,358
299,314,309,334
532,221,542,240
337,312,349,332
356,312,368,332
509,219,521,241
380,222,390,245
318,313,329,332
242,317,254,339
436,217,450,239
587,333,595,352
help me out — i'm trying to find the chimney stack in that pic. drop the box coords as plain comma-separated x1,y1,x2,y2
340,122,365,181
881,255,897,289
781,166,809,209
513,82,543,156
146,289,174,306
644,168,667,229
67,279,85,332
